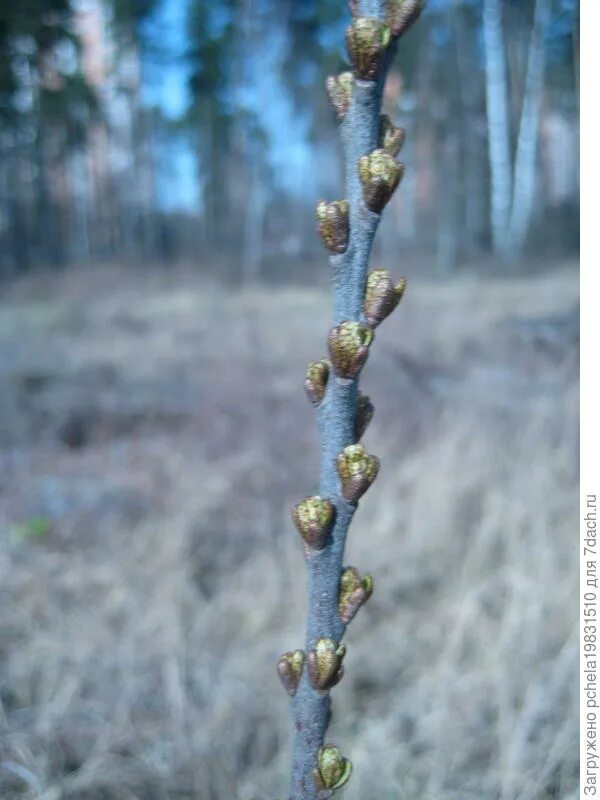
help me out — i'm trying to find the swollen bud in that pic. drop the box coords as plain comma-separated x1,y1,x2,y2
336,444,380,504
292,496,336,550
379,114,406,157
358,149,404,213
276,650,305,696
355,393,374,440
345,17,391,80
325,72,353,120
327,322,373,379
316,200,349,254
387,0,427,38
339,566,374,624
304,359,330,406
364,269,407,327
313,745,353,792
307,638,346,691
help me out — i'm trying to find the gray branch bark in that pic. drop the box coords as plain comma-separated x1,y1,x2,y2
288,2,397,797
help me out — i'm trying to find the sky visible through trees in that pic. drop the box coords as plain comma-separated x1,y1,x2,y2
0,0,579,275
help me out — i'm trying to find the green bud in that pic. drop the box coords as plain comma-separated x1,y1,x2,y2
358,149,404,213
345,17,391,80
339,566,374,624
379,114,406,157
325,72,354,120
364,269,406,327
327,321,373,380
313,745,353,791
304,359,330,406
276,650,305,696
292,496,336,550
316,200,349,254
307,637,346,691
336,444,380,504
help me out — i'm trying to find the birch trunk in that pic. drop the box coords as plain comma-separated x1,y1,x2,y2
483,0,512,260
507,0,550,261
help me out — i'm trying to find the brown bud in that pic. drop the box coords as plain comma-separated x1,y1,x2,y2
358,149,404,213
292,496,336,550
327,322,373,380
387,0,426,38
336,444,380,504
276,650,305,696
313,745,353,792
304,359,330,406
379,114,406,157
364,269,407,327
325,72,353,120
345,17,392,80
339,566,374,624
316,200,349,254
355,393,374,440
307,638,346,691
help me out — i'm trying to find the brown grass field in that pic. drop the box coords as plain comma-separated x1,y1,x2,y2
0,265,578,799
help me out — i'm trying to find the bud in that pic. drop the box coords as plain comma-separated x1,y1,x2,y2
304,359,330,406
379,114,406,157
355,393,374,440
325,72,353,120
313,745,353,792
339,566,374,624
358,149,404,213
345,17,391,81
364,269,407,327
276,650,305,697
307,638,346,691
387,0,426,38
327,322,373,380
336,444,380,504
292,496,336,550
316,200,349,254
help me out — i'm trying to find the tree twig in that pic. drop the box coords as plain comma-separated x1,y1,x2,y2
277,3,427,797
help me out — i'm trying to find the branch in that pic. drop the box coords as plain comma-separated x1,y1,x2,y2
277,3,426,798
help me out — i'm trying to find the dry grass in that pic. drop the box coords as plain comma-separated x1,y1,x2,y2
0,265,578,799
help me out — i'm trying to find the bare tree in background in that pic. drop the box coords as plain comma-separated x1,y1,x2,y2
483,0,513,260
484,0,550,263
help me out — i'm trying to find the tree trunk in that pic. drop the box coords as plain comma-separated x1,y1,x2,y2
483,0,512,260
506,0,550,261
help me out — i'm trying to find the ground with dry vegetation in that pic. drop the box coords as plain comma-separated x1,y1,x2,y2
0,265,578,800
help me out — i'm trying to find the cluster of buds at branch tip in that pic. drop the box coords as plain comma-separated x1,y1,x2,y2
308,638,346,691
379,113,406,157
316,200,349,254
292,496,336,550
304,359,330,406
325,72,353,120
364,269,407,327
387,0,427,38
359,149,404,213
327,321,373,380
313,745,353,794
355,392,374,440
339,566,374,624
336,444,380,504
345,17,391,80
277,650,305,697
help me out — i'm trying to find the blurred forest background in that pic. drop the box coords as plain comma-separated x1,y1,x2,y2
0,2,579,799
0,0,579,278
